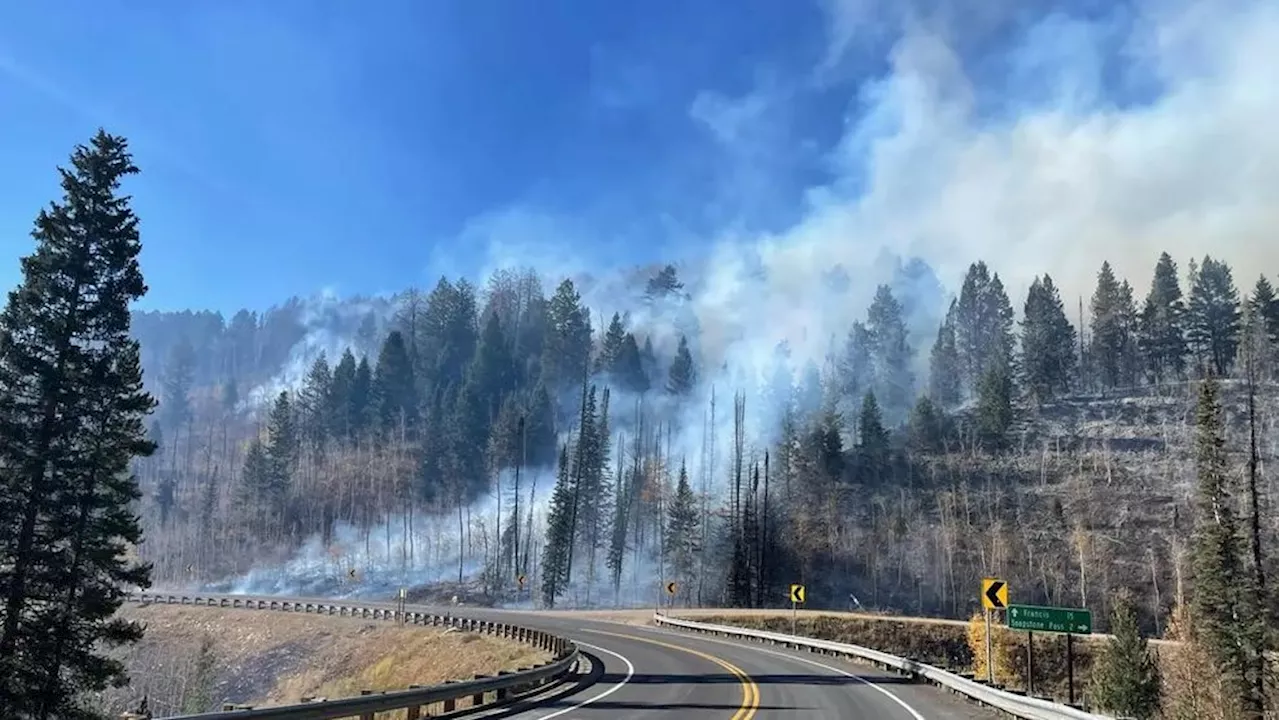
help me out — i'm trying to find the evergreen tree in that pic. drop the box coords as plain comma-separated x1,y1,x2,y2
416,387,449,502
837,322,874,409
1186,257,1241,377
865,285,914,422
907,395,947,454
1090,261,1129,390
570,386,613,581
1020,275,1076,404
237,439,274,533
928,302,962,408
264,391,298,517
606,463,633,598
373,330,419,435
469,312,516,417
611,333,649,394
349,355,375,439
595,312,626,374
541,445,576,607
1117,280,1142,386
640,336,659,381
0,131,158,717
1247,275,1278,350
857,392,890,482
795,361,824,421
160,335,197,431
664,461,700,591
448,375,489,494
523,383,558,468
1189,378,1263,717
1239,272,1280,381
975,362,1013,451
666,334,695,396
297,354,332,452
1138,252,1188,383
953,262,1016,395
645,264,684,300
329,349,357,441
1087,590,1161,719
1239,291,1278,390
541,279,593,392
422,277,480,389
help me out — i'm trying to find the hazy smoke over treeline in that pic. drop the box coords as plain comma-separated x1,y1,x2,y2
127,0,1276,615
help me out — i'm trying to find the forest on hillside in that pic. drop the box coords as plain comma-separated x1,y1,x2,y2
132,248,1279,641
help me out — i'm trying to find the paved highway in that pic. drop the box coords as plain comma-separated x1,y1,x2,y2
187,593,1000,718
411,604,1000,719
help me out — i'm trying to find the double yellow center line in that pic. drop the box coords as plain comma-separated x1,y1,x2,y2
586,628,760,720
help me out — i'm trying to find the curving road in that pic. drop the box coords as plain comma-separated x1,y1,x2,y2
193,593,1001,718
404,604,1001,720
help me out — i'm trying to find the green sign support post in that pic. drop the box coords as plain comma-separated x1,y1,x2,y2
1005,604,1092,703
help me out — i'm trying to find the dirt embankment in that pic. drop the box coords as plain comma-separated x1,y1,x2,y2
95,605,550,717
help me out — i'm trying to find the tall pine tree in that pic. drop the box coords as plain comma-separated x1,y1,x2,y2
953,262,1015,396
541,445,576,607
1090,261,1130,390
1137,252,1188,383
0,131,159,717
1189,378,1265,717
1019,275,1076,404
865,285,914,423
928,301,962,408
666,334,695,396
373,330,418,435
1186,257,1241,377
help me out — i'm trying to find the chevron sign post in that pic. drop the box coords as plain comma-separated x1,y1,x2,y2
979,578,1008,684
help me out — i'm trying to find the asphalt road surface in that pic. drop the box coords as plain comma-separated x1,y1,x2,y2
181,594,1001,719
422,605,1002,720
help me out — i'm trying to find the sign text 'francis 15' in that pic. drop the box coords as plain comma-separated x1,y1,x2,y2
1006,604,1092,634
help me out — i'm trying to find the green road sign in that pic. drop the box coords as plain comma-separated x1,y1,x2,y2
1006,604,1092,634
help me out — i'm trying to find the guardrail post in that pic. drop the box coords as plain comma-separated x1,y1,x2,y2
472,674,486,706
358,690,375,720
442,680,457,713
496,670,511,700
405,686,423,720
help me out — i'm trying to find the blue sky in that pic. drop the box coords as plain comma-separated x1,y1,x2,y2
0,0,1274,315
0,1,837,312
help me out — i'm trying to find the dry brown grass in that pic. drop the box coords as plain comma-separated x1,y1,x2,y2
96,605,549,716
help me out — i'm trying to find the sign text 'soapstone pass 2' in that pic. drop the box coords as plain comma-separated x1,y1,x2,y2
1006,604,1093,634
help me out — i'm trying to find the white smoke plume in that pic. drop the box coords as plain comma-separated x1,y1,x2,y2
227,0,1277,602
245,288,397,409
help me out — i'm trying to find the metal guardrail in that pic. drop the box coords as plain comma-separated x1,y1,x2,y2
126,593,579,720
653,612,1113,720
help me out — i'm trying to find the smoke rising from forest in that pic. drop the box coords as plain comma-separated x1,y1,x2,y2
467,0,1276,363
221,0,1277,603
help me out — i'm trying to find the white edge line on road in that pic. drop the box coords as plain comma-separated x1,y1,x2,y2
639,624,927,720
531,640,635,719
